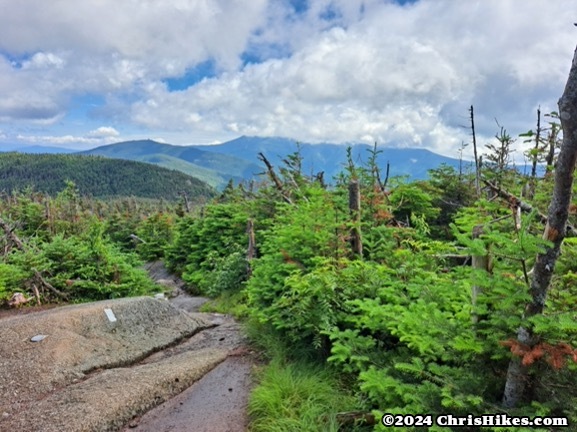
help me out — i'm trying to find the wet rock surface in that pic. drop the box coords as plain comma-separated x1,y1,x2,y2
0,292,254,432
122,356,254,432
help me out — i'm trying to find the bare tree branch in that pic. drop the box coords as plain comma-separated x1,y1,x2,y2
482,178,577,237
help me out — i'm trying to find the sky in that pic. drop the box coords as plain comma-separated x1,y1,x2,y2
0,0,575,161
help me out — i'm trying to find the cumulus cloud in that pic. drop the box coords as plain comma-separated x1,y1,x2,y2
129,0,575,157
21,52,66,70
87,126,120,138
0,0,268,121
16,126,123,149
0,0,575,158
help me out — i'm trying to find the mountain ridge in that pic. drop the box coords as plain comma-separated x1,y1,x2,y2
79,139,263,189
3,137,469,188
190,136,467,181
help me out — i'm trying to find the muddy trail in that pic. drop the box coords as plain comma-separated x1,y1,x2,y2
0,263,256,432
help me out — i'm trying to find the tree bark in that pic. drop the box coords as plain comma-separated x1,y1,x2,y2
470,105,481,197
502,44,577,408
349,180,363,257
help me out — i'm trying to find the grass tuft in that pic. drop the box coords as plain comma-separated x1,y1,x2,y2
248,359,359,432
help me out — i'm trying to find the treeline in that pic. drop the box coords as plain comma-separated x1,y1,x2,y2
0,153,216,201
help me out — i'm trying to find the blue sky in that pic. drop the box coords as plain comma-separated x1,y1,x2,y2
0,0,575,160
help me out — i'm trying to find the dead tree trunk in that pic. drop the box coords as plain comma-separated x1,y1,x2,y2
258,152,292,204
530,107,542,180
180,191,191,213
545,122,559,170
502,43,577,408
470,105,481,198
349,180,363,257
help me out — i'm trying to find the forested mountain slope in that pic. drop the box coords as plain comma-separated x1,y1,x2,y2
0,153,215,201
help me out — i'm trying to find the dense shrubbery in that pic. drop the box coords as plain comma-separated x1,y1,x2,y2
159,138,577,430
3,131,577,430
0,183,170,303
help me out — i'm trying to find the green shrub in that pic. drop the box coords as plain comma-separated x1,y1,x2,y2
135,212,175,260
6,223,157,301
0,263,28,301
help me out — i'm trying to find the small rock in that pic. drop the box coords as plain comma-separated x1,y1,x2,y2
30,335,47,342
8,292,30,307
154,293,166,300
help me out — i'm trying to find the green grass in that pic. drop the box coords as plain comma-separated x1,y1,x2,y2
248,359,360,432
198,289,250,318
198,285,365,431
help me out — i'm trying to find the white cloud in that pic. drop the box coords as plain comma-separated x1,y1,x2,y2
21,52,66,70
128,0,576,158
0,0,269,121
87,126,120,137
16,134,100,145
0,0,575,158
15,127,123,149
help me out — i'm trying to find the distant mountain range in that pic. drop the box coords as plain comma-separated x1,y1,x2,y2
78,140,262,189
1,136,470,189
190,136,471,182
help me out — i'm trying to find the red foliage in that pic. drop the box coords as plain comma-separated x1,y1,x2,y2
501,339,577,370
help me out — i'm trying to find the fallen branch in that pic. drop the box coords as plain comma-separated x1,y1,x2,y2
32,269,69,301
129,233,147,243
335,411,376,427
482,179,577,237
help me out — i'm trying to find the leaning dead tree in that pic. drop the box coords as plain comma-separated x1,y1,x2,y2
502,43,577,408
257,152,293,204
348,180,363,257
482,178,577,237
470,105,481,197
0,217,24,252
